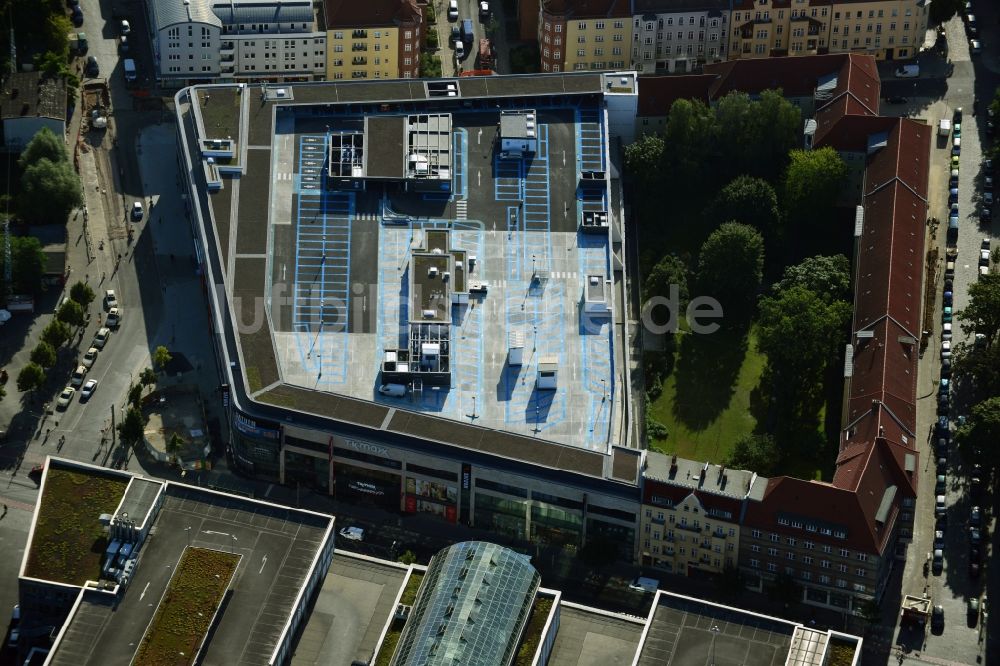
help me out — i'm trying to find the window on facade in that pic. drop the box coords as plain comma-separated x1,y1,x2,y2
767,548,778,557
750,559,760,568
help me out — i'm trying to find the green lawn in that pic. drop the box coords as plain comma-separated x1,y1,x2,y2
647,326,766,464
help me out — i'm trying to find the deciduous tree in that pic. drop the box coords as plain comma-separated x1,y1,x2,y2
773,255,851,303
69,281,95,308
56,299,85,327
153,345,173,371
30,342,56,369
696,222,764,324
957,274,1000,346
41,319,72,348
18,127,67,168
16,363,45,393
782,147,848,231
0,236,46,296
19,158,83,225
118,406,146,448
954,397,1000,470
725,434,781,476
705,176,781,242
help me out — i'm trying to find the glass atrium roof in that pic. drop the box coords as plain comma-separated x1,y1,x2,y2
391,541,541,666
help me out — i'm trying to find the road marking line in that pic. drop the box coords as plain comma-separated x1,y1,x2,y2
265,483,274,497
139,581,150,601
259,554,268,574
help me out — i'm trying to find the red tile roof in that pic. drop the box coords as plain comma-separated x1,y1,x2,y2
703,53,875,101
541,0,631,19
636,75,714,117
324,0,421,28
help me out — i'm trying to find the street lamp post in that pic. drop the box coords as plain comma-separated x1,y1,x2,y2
710,625,720,666
184,526,192,546
231,535,238,553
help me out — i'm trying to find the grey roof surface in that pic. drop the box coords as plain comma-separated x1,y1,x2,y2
547,605,644,666
47,483,334,666
115,477,164,527
364,116,406,178
644,451,760,500
210,0,315,26
149,0,221,29
0,72,67,121
636,594,798,666
391,542,540,666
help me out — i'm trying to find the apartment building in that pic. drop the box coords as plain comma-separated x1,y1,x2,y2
147,0,326,84
630,0,729,73
729,0,928,62
640,453,766,576
538,0,632,72
632,53,929,615
826,0,928,61
323,0,422,80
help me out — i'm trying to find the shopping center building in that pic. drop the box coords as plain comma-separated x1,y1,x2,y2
176,72,644,559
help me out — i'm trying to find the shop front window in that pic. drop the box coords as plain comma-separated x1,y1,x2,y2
475,493,527,540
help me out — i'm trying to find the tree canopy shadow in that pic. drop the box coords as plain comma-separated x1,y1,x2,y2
670,324,749,430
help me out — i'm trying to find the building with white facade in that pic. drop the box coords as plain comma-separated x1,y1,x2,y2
631,0,729,73
147,0,326,84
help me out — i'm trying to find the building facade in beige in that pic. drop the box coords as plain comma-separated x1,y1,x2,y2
539,0,632,72
826,0,928,61
323,0,422,81
729,0,927,62
640,454,766,577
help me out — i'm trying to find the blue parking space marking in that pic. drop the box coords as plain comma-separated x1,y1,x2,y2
521,125,552,261
494,158,523,201
453,128,469,200
503,280,567,434
374,223,486,419
576,107,605,173
577,233,614,445
292,134,353,385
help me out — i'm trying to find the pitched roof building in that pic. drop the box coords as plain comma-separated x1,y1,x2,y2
635,53,929,616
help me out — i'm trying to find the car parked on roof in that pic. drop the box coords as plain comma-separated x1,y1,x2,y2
970,506,982,526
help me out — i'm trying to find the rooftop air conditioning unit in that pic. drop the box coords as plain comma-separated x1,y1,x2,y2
429,266,439,277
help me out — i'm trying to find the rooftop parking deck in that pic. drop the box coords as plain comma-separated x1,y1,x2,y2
194,79,625,455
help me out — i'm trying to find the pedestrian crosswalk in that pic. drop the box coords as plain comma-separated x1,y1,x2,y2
456,199,467,220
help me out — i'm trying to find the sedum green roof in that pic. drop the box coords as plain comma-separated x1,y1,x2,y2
391,541,540,666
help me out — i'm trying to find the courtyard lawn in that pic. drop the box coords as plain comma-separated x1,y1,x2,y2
647,326,766,464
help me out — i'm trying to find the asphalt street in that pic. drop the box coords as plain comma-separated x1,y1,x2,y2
874,12,1000,666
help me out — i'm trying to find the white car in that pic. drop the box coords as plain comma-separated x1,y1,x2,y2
104,289,118,310
942,322,952,339
131,201,144,221
941,340,952,359
93,326,111,349
71,364,87,386
448,0,458,20
80,378,98,400
455,40,465,58
56,386,76,409
82,347,99,368
970,39,982,54
106,307,122,328
981,249,991,265
120,19,131,35
339,526,364,541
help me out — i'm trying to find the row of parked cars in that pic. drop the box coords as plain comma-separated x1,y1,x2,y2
55,290,122,410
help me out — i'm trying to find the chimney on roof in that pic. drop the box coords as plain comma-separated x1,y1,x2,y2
718,466,725,483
